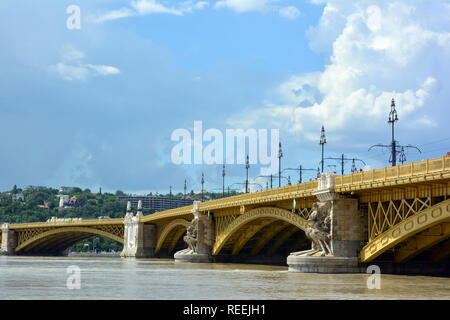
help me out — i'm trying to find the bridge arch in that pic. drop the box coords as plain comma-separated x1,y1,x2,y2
212,207,309,256
15,226,124,254
360,199,450,263
155,219,189,255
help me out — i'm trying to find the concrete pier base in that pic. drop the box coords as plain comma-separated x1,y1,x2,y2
1,224,17,256
174,250,211,263
287,255,362,273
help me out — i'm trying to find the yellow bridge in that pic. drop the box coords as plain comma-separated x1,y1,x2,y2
1,156,449,271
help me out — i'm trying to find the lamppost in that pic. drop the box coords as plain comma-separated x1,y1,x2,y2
283,165,317,184
230,182,263,192
245,155,250,193
222,164,225,197
278,142,283,187
184,179,187,198
389,98,399,166
320,125,326,173
369,98,421,166
201,173,204,202
324,154,366,175
256,175,274,189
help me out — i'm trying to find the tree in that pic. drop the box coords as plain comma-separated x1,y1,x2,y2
115,190,126,196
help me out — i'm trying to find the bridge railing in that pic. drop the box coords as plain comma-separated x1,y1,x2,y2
200,180,318,211
144,180,319,221
335,156,449,187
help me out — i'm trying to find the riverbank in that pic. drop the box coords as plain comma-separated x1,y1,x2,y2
68,252,120,258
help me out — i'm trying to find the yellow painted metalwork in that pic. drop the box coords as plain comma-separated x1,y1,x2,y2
231,218,275,255
212,207,308,255
14,226,124,253
367,197,431,240
393,222,450,262
4,155,449,261
335,156,450,192
155,219,189,254
266,225,299,256
359,199,450,262
250,222,290,256
10,218,125,230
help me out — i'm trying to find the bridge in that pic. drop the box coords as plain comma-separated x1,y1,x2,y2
1,156,449,272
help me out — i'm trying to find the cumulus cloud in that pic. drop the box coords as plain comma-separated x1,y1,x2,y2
48,45,120,81
279,6,300,19
227,0,450,149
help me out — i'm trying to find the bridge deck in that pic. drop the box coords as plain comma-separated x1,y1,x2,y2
9,218,124,230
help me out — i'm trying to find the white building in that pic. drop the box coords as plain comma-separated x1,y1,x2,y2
57,195,70,207
12,193,24,201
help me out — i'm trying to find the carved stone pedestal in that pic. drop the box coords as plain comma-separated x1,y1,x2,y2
174,201,215,263
174,251,211,263
287,173,365,273
287,255,361,273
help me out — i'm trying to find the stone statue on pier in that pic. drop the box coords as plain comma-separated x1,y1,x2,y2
182,220,198,254
174,201,214,262
291,201,333,257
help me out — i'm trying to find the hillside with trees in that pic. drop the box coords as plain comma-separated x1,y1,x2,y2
0,186,244,253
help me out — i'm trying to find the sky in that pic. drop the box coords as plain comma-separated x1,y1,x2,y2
0,0,449,195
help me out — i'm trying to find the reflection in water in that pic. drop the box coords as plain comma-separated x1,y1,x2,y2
0,256,449,300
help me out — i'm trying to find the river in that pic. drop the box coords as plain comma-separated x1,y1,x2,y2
0,256,449,300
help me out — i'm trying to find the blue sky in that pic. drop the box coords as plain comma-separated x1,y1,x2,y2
0,0,449,195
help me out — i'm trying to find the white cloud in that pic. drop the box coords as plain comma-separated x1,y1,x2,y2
227,0,450,149
61,45,85,62
94,8,136,23
195,1,210,10
214,0,273,13
131,0,183,16
48,46,120,81
214,0,299,18
85,64,121,76
95,0,209,23
279,6,300,19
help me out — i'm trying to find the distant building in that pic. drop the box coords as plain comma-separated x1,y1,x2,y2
12,193,24,201
68,196,78,206
59,186,76,193
37,205,49,209
24,185,47,191
57,195,70,207
117,195,194,213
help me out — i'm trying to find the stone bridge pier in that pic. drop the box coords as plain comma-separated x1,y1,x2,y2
174,201,215,263
287,173,367,273
121,201,157,258
0,223,17,255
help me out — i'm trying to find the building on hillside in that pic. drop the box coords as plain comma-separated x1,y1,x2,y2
117,195,194,213
12,193,24,201
57,195,70,207
59,186,76,193
68,196,78,206
24,185,47,191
